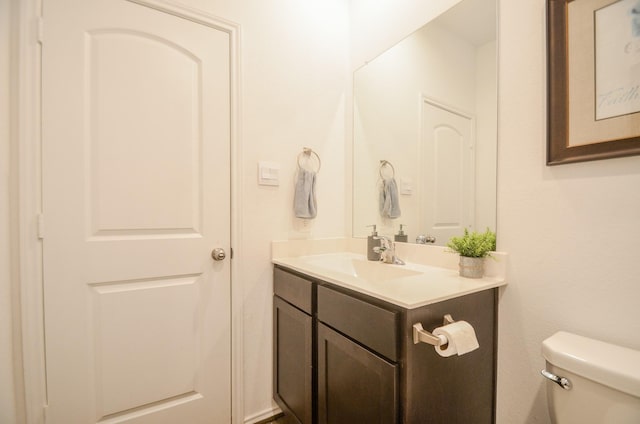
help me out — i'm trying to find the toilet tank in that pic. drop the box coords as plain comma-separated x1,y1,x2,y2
542,331,640,424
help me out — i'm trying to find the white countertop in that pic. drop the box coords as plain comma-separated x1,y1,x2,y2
272,242,507,309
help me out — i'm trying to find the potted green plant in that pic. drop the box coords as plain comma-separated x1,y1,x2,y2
446,228,496,278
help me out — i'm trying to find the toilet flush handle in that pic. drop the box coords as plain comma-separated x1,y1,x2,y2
541,369,572,390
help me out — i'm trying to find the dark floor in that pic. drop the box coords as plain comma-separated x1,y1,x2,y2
260,413,287,424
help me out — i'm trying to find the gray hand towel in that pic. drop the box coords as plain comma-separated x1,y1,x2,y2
294,168,317,219
379,177,401,219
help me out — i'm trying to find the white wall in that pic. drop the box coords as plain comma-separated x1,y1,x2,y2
1,0,18,422
497,0,640,422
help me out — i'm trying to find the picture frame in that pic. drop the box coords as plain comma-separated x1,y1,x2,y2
547,0,640,165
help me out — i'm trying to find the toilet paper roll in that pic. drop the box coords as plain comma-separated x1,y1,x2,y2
432,320,480,357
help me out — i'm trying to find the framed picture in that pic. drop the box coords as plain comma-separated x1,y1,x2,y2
547,0,640,165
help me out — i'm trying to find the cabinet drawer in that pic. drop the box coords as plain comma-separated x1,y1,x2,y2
317,285,399,362
274,267,313,314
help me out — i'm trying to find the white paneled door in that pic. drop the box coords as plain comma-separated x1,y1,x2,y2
420,99,475,244
42,1,231,422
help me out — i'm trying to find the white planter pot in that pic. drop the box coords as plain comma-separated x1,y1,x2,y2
458,256,484,278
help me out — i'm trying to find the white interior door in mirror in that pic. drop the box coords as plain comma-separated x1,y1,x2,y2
420,99,475,244
41,0,231,422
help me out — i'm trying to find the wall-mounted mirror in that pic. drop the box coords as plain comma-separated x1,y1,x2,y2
352,0,497,246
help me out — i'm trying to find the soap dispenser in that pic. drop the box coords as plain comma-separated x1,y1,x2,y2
394,224,408,242
367,225,381,261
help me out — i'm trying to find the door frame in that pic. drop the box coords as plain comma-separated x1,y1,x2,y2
14,1,244,422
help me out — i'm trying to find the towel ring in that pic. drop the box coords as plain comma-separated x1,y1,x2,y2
379,160,395,179
297,147,321,173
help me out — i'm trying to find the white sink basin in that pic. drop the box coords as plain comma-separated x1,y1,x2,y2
351,259,421,282
304,254,421,282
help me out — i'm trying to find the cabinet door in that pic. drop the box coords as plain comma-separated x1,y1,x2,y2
273,296,313,424
317,323,398,424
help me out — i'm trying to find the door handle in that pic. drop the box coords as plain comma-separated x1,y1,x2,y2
211,248,226,261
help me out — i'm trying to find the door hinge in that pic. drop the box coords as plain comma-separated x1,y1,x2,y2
230,247,234,259
36,16,44,44
37,213,44,239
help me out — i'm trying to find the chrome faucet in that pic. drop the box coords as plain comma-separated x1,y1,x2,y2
373,236,405,265
416,234,436,244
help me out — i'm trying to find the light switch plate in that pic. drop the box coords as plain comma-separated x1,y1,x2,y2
258,161,280,186
400,177,413,195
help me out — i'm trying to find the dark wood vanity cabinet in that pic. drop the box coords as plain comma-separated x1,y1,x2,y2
273,268,314,424
273,265,497,424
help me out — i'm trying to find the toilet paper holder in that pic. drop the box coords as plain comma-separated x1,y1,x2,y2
412,314,455,346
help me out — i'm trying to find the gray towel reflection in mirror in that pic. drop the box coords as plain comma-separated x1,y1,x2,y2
379,177,401,219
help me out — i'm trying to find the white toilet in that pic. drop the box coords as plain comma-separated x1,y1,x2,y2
541,331,640,423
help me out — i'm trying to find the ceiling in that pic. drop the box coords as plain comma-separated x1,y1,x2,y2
436,0,497,46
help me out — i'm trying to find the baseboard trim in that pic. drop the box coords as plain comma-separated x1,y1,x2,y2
252,412,284,424
244,406,283,424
